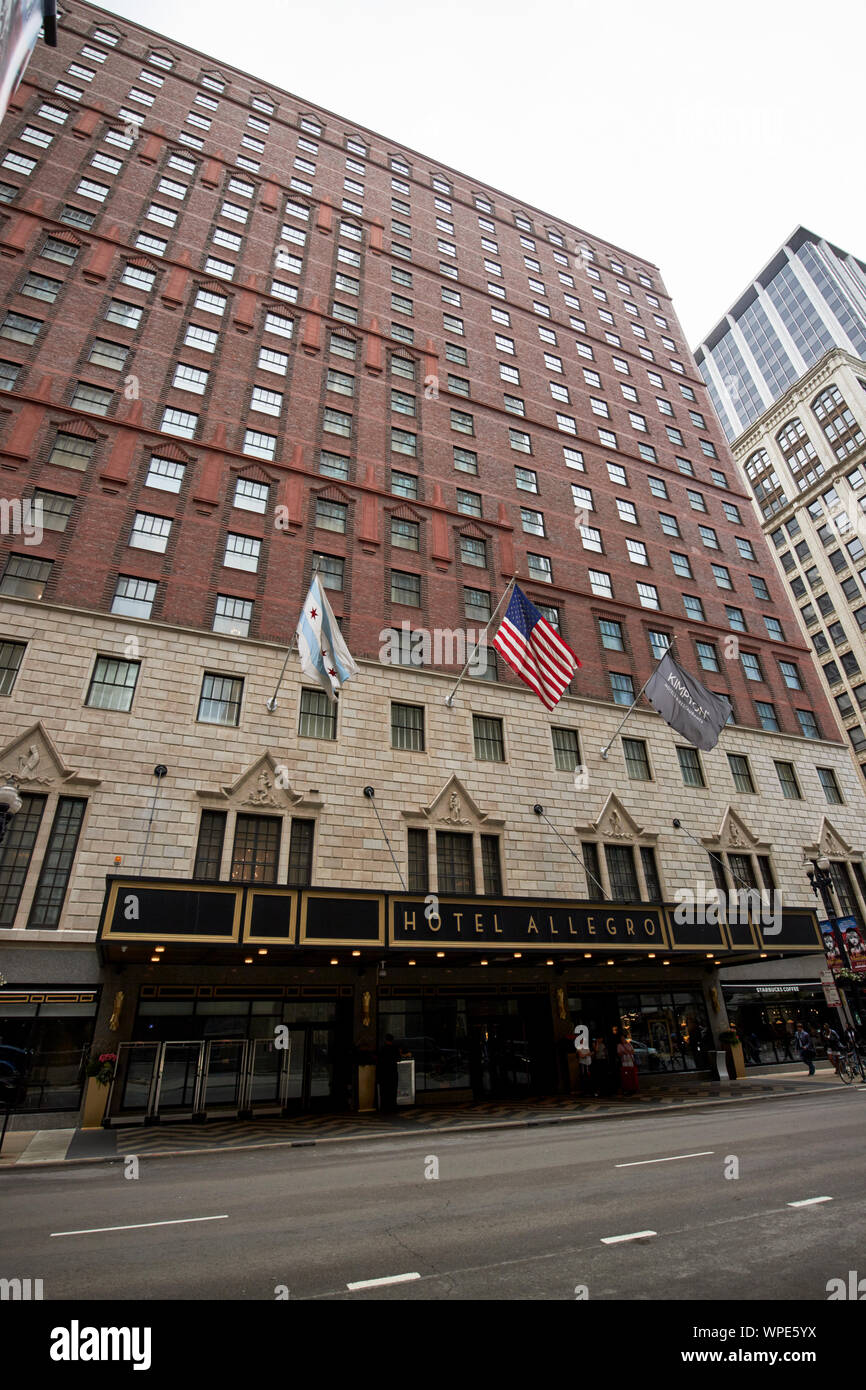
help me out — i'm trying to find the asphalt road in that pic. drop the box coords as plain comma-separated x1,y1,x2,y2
2,1087,864,1301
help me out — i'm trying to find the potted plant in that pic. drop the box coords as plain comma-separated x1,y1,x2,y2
81,1051,117,1129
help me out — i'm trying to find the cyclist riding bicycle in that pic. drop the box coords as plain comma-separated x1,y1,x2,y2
822,1023,843,1071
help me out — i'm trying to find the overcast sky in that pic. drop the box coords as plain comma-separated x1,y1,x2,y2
103,0,864,348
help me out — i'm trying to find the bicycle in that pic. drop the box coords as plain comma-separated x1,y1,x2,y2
835,1047,864,1085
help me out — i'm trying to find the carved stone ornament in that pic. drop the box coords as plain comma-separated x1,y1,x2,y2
440,791,469,826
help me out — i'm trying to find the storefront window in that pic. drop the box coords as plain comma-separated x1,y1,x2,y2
0,997,96,1111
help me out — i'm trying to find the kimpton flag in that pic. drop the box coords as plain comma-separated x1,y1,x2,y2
644,650,732,750
296,576,358,702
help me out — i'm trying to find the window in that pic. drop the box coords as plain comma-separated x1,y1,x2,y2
49,431,93,470
173,362,208,396
509,429,531,454
599,619,624,651
298,687,336,740
712,565,732,590
551,726,580,772
86,656,140,712
636,583,659,608
26,798,87,930
390,568,420,607
590,570,613,598
627,540,648,566
527,553,552,583
677,746,705,788
774,761,801,800
70,382,112,415
726,606,746,632
250,385,282,416
33,490,74,532
696,642,719,673
515,467,537,493
670,553,692,579
392,518,420,552
185,323,218,354
728,754,755,794
683,595,705,620
686,490,706,512
437,833,474,895
464,587,491,621
1,311,42,344
233,478,269,514
161,407,197,439
779,661,802,690
451,409,474,435
0,554,51,598
224,532,260,572
0,640,26,696
623,738,651,781
473,715,505,762
391,702,424,751
610,672,634,706
741,652,763,682
648,630,671,660
796,709,820,740
264,312,293,339
213,594,253,637
320,451,349,481
579,526,602,552
817,767,843,805
617,499,638,525
198,672,243,726
753,700,779,733
660,514,680,538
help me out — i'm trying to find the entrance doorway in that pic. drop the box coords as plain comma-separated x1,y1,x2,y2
283,1025,341,1111
466,996,554,1099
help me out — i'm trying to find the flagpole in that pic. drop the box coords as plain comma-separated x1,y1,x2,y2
532,804,608,899
599,635,678,759
363,786,407,890
265,559,321,714
444,575,517,707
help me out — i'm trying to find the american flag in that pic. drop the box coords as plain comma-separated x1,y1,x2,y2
492,583,581,710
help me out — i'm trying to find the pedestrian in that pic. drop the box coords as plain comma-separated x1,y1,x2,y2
794,1020,816,1076
821,1023,842,1073
777,1022,794,1062
590,1035,609,1097
576,1036,593,1096
617,1033,639,1094
377,1032,400,1113
747,1031,762,1065
844,1023,860,1051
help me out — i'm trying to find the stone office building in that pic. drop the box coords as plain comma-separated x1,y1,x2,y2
0,2,863,1123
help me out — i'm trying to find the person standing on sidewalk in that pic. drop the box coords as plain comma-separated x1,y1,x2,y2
795,1020,816,1076
617,1033,639,1094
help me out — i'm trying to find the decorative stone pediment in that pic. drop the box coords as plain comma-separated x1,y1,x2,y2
195,277,233,298
0,722,100,789
315,483,351,505
151,439,194,463
403,773,504,830
56,417,99,439
801,817,858,862
195,752,321,812
126,253,157,272
454,520,489,540
577,793,653,843
230,460,275,484
386,501,422,523
49,228,83,248
704,807,768,853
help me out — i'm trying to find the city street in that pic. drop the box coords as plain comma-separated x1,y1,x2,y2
2,1086,863,1301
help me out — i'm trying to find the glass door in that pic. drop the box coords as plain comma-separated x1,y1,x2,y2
154,1041,203,1114
201,1039,246,1111
282,1026,342,1111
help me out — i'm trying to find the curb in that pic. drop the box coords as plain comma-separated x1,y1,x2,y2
0,1080,849,1172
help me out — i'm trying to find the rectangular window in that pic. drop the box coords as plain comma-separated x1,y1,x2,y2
473,714,505,762
130,512,171,552
230,814,279,883
86,656,140,711
223,532,261,571
436,832,474,895
299,687,336,740
391,702,425,751
552,726,580,771
610,672,634,705
198,672,243,726
481,836,502,896
774,761,802,800
390,570,420,606
728,753,755,793
755,700,780,733
605,844,640,902
677,746,705,787
817,767,843,804
0,640,26,695
286,819,314,887
111,575,156,619
26,797,86,929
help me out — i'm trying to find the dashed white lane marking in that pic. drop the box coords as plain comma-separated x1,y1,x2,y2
615,1150,714,1168
50,1215,229,1237
600,1230,657,1244
787,1197,833,1208
347,1272,421,1290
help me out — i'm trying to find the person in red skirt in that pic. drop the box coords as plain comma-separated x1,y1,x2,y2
618,1032,639,1093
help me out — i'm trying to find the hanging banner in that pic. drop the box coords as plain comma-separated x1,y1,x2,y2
819,920,843,975
839,916,866,975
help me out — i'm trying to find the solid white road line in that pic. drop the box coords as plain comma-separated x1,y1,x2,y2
50,1215,229,1237
787,1197,833,1208
615,1150,714,1168
600,1230,657,1244
347,1272,421,1290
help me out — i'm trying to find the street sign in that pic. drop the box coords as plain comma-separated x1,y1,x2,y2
821,971,842,1008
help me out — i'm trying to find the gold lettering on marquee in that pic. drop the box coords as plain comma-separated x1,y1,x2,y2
568,916,577,935
527,915,539,935
549,915,558,936
644,918,656,936
453,912,463,934
587,917,596,935
606,917,617,936
403,911,416,931
626,919,635,936
494,913,502,934
475,913,485,934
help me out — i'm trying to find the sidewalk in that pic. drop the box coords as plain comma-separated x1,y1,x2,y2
1,1065,852,1169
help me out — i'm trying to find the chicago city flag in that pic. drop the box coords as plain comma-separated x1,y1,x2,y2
493,583,581,710
296,576,358,702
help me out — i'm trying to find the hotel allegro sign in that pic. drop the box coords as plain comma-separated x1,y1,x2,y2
391,897,669,951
